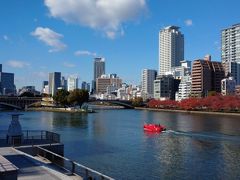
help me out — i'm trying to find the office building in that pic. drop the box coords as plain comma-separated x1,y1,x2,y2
221,23,240,84
0,64,15,95
81,81,90,92
221,77,236,96
191,55,225,97
141,69,157,99
67,76,78,91
48,72,61,96
93,57,105,92
61,77,68,90
159,26,184,75
154,75,180,100
96,74,122,94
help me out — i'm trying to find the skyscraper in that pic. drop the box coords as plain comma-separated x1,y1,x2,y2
93,57,105,92
0,64,15,95
48,72,61,96
67,76,78,91
159,26,184,75
141,69,157,98
221,23,240,84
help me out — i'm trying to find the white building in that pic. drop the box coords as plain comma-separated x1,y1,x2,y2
165,60,191,79
221,77,236,96
141,69,157,99
68,76,78,91
175,76,192,101
222,24,240,84
159,26,184,75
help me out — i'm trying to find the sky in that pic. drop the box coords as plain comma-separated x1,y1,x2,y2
0,0,240,91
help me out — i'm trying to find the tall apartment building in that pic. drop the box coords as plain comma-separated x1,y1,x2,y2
48,72,61,96
141,69,157,99
191,55,225,97
67,76,78,91
175,76,192,101
93,57,105,92
221,23,240,84
96,75,122,94
0,64,15,95
159,26,184,75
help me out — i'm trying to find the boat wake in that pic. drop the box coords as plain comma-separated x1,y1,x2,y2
164,130,240,142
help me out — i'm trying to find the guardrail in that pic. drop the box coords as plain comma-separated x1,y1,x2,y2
0,130,60,146
35,146,114,180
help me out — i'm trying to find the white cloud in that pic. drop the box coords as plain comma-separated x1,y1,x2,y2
31,27,67,52
184,19,193,26
3,35,9,40
7,60,30,68
63,62,76,68
44,0,147,39
74,50,96,57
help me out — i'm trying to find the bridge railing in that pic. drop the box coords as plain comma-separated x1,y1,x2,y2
35,145,114,180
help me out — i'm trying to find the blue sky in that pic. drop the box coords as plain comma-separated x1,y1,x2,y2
0,0,240,91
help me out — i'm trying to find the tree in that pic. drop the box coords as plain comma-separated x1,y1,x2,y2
53,89,70,106
67,89,89,107
131,97,143,107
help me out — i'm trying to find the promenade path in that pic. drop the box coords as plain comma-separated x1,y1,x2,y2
0,147,82,180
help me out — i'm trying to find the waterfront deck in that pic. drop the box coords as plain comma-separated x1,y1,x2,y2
0,147,82,180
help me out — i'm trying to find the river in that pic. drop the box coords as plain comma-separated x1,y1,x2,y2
0,109,240,179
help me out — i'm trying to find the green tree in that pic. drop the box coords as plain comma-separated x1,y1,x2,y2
53,89,70,106
131,97,143,107
67,89,89,107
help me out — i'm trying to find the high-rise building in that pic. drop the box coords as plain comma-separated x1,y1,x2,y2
191,55,225,97
221,23,240,84
81,81,90,92
0,64,15,95
67,76,78,91
93,57,105,92
159,26,184,75
48,72,61,96
141,69,157,99
61,77,68,90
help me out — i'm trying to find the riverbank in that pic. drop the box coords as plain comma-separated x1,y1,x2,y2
135,107,240,116
26,107,96,113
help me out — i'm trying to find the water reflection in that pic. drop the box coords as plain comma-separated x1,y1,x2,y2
0,110,240,179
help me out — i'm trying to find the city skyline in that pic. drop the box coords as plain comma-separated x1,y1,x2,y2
1,0,240,90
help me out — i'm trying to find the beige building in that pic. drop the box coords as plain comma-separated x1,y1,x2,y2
191,55,225,97
96,75,122,94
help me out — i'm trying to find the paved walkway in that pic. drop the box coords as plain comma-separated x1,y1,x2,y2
0,147,82,180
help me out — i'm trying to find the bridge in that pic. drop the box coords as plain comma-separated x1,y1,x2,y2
0,97,42,110
88,99,134,109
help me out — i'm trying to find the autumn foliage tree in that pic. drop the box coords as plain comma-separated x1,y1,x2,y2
147,95,240,112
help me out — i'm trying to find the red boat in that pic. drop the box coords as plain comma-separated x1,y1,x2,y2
143,124,166,132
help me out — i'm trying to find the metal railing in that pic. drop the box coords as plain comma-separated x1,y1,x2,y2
0,130,60,146
35,146,114,180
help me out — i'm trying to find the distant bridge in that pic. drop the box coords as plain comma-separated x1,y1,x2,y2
0,97,42,110
88,99,134,109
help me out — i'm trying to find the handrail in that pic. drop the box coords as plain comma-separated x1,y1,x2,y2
35,146,114,180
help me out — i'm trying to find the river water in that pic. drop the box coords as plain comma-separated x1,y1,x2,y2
0,109,240,179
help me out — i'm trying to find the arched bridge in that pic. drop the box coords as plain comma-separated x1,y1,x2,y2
0,97,42,110
88,99,134,109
